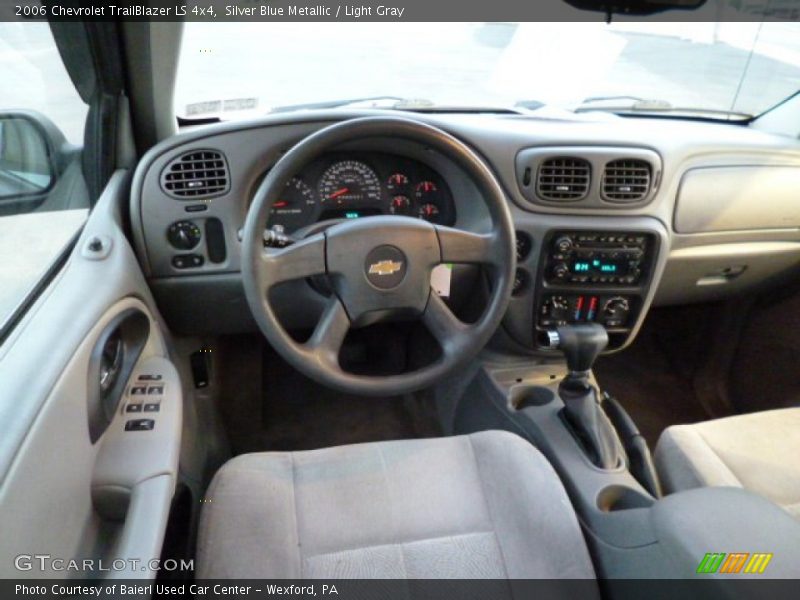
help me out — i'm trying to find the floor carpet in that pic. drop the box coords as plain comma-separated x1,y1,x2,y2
216,335,442,455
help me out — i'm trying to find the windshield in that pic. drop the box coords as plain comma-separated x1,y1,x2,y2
175,22,800,120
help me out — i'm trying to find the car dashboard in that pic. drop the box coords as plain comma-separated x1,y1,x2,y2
130,109,800,354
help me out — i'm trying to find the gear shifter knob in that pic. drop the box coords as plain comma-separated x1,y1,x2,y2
545,323,608,373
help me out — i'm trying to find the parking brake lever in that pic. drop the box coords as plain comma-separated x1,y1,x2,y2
545,323,623,470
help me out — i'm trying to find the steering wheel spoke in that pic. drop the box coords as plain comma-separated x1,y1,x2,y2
260,233,327,289
305,297,351,365
435,225,498,266
423,291,470,356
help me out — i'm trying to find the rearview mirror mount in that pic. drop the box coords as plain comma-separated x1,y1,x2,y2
562,0,707,17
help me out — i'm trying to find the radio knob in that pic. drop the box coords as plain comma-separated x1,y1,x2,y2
555,236,573,253
553,262,569,280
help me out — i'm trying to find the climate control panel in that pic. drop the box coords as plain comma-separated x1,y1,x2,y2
539,293,635,329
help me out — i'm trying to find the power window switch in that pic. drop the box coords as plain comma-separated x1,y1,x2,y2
130,386,147,396
148,385,164,395
125,419,155,432
137,374,163,382
144,403,160,413
126,404,143,413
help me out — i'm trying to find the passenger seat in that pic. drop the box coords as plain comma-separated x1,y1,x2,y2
655,408,800,519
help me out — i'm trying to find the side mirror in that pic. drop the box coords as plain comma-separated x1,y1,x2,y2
0,114,55,200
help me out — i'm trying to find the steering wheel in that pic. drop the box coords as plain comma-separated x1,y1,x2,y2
242,117,515,395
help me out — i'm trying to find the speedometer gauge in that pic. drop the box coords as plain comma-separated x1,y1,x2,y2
318,160,382,206
267,177,317,233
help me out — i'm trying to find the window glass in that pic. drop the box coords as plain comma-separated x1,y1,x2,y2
176,22,800,120
0,22,88,329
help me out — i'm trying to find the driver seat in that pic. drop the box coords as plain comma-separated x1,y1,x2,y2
196,430,597,580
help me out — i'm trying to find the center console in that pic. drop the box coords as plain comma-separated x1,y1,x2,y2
534,229,659,350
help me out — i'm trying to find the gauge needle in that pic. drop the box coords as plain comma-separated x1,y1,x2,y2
273,201,289,208
327,188,350,200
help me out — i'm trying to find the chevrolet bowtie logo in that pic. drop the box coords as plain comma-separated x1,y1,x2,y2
368,260,403,276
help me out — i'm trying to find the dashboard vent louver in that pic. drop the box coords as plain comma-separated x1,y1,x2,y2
162,150,230,198
602,159,652,202
536,157,591,201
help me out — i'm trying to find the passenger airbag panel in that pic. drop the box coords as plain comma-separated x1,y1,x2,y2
675,165,800,233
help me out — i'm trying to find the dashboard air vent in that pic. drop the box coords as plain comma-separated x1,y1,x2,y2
162,150,230,198
536,157,590,201
602,159,652,203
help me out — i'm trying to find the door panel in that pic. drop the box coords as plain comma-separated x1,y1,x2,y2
0,171,182,579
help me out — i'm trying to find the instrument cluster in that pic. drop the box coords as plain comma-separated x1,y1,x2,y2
264,152,456,232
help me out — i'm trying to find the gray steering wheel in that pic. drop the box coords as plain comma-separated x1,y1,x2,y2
242,117,515,396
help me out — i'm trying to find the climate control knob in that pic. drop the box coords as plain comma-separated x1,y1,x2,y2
167,221,202,250
602,296,630,327
540,295,570,326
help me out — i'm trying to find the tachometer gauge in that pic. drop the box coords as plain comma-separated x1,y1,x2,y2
418,202,441,222
266,177,317,233
318,160,382,206
389,195,413,216
386,172,410,193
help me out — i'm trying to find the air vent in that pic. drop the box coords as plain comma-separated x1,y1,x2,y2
602,159,652,203
536,157,591,201
162,150,230,198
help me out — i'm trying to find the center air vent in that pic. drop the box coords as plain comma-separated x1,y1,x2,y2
162,150,230,198
536,157,591,201
602,159,652,203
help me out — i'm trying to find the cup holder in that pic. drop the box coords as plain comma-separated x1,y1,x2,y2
510,385,555,409
597,485,654,512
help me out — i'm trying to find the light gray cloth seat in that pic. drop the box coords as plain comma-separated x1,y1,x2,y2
197,430,597,579
655,408,800,519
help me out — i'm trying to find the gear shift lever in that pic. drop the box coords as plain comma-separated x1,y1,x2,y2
545,323,622,469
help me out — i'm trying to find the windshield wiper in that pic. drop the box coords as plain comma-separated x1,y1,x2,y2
576,96,673,112
268,96,433,113
575,96,752,121
179,96,534,125
268,96,531,115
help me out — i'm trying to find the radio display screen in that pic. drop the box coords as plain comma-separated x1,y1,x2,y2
570,258,630,276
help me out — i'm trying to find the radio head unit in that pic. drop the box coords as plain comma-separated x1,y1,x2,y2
545,232,651,286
